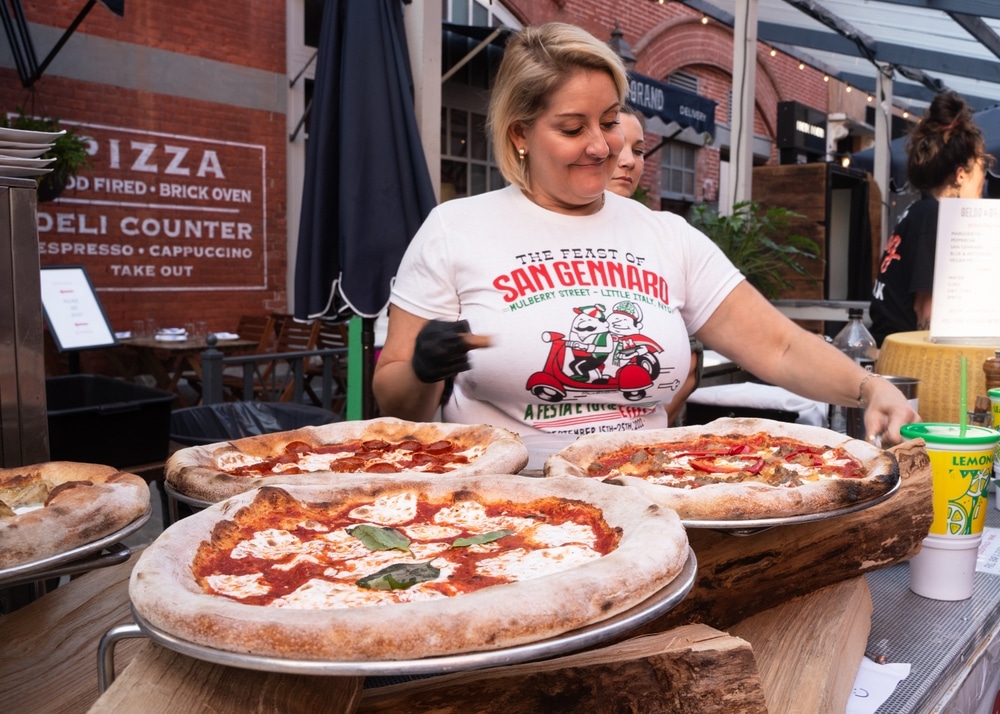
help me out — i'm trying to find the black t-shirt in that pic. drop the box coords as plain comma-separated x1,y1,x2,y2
869,197,938,346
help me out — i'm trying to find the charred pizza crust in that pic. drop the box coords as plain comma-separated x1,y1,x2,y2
166,417,529,503
130,474,688,661
0,462,150,569
544,417,899,521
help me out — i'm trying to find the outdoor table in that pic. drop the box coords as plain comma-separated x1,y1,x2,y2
113,335,257,407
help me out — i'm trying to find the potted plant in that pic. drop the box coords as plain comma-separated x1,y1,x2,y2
690,200,820,299
1,109,90,201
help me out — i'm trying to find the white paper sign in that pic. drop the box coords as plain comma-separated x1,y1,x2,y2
39,265,117,350
930,198,1000,343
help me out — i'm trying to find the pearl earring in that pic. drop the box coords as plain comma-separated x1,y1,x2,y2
518,148,526,161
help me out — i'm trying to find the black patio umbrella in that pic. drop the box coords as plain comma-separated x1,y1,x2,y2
294,0,437,419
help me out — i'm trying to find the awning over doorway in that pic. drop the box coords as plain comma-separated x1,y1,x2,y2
627,71,717,142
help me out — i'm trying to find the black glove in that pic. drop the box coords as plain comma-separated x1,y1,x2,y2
411,319,477,384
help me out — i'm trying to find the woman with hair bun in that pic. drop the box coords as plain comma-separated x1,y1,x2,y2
869,91,991,346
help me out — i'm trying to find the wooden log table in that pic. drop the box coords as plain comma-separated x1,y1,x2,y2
0,441,933,714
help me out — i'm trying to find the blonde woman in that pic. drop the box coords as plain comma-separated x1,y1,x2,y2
374,22,917,444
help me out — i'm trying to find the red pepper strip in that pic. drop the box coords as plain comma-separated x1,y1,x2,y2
674,449,732,458
689,457,765,474
728,444,752,455
784,448,824,466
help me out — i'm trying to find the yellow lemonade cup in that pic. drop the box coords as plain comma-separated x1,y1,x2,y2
900,423,999,536
900,423,1000,600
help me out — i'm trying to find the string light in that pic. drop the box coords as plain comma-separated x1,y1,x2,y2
903,111,909,119
867,94,873,103
798,62,805,70
701,15,708,24
823,75,829,82
769,48,777,57
845,86,852,93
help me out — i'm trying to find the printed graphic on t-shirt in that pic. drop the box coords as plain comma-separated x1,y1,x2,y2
487,245,685,432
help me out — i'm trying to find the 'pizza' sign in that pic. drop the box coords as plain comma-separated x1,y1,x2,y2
36,122,267,292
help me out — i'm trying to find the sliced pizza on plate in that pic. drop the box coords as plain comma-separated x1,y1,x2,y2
166,417,529,503
543,417,899,522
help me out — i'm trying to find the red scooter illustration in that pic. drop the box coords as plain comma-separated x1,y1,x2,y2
525,331,665,403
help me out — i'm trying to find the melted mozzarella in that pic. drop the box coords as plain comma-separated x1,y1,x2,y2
348,492,417,524
476,545,600,581
204,572,270,598
525,521,597,549
402,523,463,540
433,500,534,533
230,529,303,560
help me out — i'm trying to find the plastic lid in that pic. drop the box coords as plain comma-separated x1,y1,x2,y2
899,423,1000,445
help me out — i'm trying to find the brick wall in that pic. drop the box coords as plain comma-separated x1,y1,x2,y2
3,0,288,363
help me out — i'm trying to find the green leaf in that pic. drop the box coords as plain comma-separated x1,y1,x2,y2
451,529,514,548
356,561,441,591
347,524,411,552
690,200,820,299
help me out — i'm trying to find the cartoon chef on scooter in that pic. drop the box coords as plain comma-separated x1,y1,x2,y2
525,301,664,403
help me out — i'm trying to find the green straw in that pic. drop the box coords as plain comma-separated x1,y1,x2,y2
960,355,968,435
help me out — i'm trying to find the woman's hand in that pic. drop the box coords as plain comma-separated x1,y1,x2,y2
861,375,921,446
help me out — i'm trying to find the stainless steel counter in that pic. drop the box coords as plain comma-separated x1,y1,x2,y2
868,493,1000,713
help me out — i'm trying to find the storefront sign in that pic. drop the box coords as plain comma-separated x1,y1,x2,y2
37,122,267,292
626,71,716,138
930,198,1000,342
777,101,826,156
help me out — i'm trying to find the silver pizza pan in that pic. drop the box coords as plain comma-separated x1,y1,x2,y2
123,547,697,677
681,476,901,535
0,505,151,586
163,481,213,509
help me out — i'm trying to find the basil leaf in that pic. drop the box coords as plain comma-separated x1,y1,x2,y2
451,529,514,548
347,524,411,552
357,561,441,591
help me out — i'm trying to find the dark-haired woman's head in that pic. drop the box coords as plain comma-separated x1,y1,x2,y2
906,91,991,196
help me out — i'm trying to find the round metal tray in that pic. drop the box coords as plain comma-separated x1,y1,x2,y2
681,476,901,535
128,547,697,677
163,481,213,509
0,505,152,586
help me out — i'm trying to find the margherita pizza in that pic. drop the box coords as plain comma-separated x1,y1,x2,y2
544,418,899,521
0,462,150,570
129,474,689,661
166,417,529,503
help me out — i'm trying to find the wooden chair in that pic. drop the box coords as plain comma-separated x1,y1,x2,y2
245,317,321,402
234,314,279,353
295,320,350,413
222,313,320,401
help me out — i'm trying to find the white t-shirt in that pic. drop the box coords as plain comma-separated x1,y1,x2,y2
390,186,744,435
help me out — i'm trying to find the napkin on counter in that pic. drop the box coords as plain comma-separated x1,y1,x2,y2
115,331,131,340
847,657,911,713
213,332,240,340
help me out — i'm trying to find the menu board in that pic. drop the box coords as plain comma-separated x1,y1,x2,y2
39,265,118,351
929,198,1000,344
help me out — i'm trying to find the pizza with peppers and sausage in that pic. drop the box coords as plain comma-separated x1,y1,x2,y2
129,474,690,661
166,417,529,503
543,417,899,521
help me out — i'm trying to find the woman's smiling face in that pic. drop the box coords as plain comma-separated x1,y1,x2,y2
510,69,623,215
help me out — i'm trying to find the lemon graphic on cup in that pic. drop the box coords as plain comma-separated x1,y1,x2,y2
946,502,970,535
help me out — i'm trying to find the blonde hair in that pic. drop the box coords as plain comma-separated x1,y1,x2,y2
487,23,629,191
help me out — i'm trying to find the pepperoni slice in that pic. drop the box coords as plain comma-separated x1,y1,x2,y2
424,440,455,455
